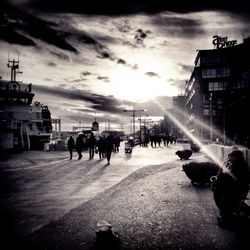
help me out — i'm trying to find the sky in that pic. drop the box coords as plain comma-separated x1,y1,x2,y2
1,0,250,132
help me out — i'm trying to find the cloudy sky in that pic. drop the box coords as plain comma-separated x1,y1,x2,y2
1,0,250,132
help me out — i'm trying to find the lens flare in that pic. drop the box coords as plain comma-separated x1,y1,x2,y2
153,98,224,167
172,108,234,145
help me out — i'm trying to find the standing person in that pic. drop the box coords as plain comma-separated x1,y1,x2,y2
75,134,83,160
105,133,114,165
67,136,75,160
87,133,97,160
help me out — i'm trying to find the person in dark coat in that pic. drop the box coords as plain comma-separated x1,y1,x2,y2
114,136,121,153
67,136,75,160
75,134,83,160
87,133,97,160
105,133,114,165
97,136,106,160
211,147,250,223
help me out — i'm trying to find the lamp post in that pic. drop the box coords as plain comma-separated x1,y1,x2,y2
123,109,145,139
209,93,213,143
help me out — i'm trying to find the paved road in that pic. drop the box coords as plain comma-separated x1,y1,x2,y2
0,143,197,236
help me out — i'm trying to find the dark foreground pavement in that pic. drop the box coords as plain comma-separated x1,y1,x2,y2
6,159,250,250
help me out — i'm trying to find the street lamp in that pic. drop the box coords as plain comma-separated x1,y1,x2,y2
209,93,213,143
123,109,146,139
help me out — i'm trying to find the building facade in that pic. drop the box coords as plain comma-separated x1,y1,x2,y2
185,37,250,146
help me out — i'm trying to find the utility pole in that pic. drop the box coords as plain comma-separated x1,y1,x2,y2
108,119,110,130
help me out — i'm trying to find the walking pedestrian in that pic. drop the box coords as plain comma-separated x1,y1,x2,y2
97,136,106,160
87,133,97,160
67,136,75,160
114,136,121,153
105,133,114,165
75,134,83,160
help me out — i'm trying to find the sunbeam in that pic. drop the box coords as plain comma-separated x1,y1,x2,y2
172,106,235,145
153,98,244,182
153,98,224,167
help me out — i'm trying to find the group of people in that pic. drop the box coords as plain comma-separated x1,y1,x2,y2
67,133,121,165
142,134,177,147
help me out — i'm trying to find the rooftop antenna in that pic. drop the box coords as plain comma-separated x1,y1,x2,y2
7,58,19,82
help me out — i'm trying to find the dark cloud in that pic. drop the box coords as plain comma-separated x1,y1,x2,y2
81,71,92,76
50,51,70,61
32,84,125,114
1,3,135,68
97,76,110,83
145,72,160,78
0,26,36,46
134,29,148,44
47,62,57,67
117,59,126,64
6,1,249,18
152,15,205,38
0,2,78,52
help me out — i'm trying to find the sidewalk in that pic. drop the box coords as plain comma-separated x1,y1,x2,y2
23,158,250,249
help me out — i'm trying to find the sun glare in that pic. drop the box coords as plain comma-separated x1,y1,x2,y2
111,64,178,102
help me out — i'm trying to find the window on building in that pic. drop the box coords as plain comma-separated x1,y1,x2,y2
208,81,228,91
203,108,209,116
202,68,230,78
202,54,225,65
233,79,249,89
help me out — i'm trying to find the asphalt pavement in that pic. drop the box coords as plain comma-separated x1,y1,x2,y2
1,143,250,250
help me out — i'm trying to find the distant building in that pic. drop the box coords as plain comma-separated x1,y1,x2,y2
91,120,99,132
172,95,186,138
161,95,186,138
100,130,125,138
185,36,250,146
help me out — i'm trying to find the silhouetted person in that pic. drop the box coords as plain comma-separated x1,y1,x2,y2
211,147,250,223
162,135,166,146
75,135,83,160
114,136,120,153
105,134,114,165
150,135,154,147
67,136,75,160
97,136,106,160
87,133,97,160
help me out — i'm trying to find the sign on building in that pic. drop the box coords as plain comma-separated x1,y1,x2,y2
212,35,237,49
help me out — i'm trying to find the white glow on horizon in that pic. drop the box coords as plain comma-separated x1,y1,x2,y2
110,64,179,102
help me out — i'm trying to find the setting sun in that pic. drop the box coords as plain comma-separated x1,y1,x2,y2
111,62,179,102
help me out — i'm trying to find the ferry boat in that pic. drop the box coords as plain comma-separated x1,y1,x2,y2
0,59,52,151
